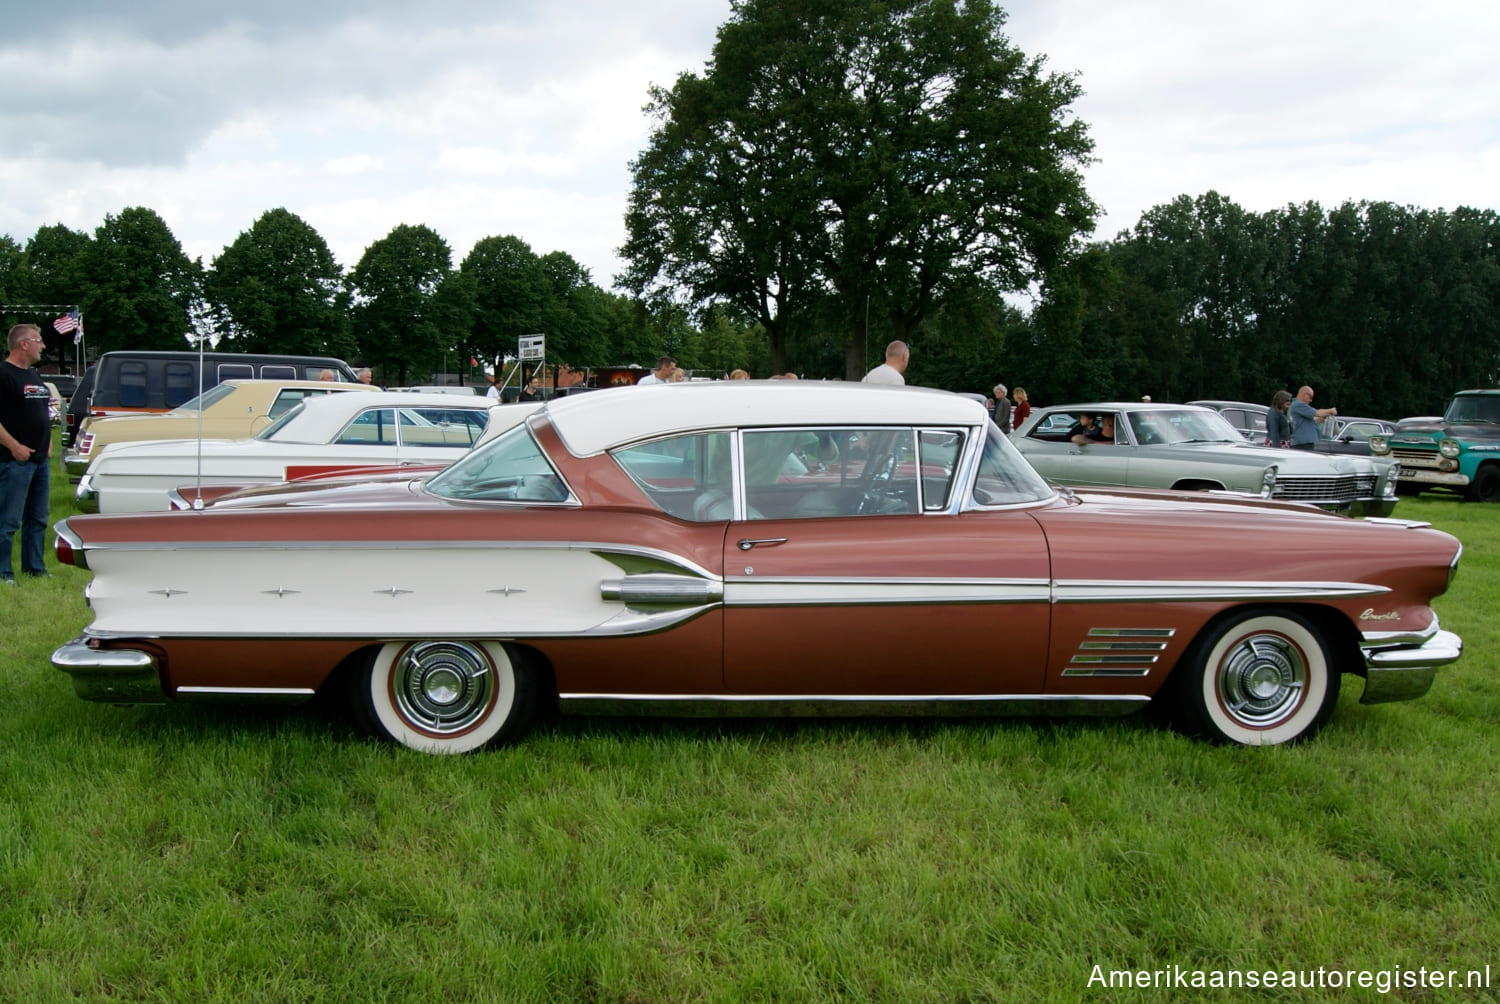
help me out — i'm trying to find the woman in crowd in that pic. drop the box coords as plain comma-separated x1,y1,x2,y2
1011,387,1031,431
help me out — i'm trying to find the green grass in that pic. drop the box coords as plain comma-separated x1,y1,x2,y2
4,449,1498,1001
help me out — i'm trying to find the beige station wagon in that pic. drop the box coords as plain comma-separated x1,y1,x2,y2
64,379,379,479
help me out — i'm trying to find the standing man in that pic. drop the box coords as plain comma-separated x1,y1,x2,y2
0,324,54,583
1288,385,1337,450
518,376,542,402
989,383,1011,430
862,341,909,385
637,356,676,386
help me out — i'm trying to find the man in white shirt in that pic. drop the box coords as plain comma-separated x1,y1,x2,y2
637,356,677,386
862,341,909,385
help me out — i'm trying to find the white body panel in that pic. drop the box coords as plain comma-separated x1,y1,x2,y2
82,543,646,638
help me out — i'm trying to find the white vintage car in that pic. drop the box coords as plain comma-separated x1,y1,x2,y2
75,392,538,514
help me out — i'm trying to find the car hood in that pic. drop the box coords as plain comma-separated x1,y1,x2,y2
1388,421,1500,441
1162,440,1385,473
1040,486,1457,587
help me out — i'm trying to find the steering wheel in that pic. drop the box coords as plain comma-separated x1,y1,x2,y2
854,453,899,515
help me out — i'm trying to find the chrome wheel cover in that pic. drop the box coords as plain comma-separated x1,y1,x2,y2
390,641,498,736
1215,631,1307,729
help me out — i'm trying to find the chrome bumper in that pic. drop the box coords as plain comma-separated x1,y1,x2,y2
63,453,91,480
1359,622,1463,705
1399,469,1469,486
74,475,100,513
51,636,166,704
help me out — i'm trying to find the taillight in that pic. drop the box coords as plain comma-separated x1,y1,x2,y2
78,433,94,455
53,519,87,570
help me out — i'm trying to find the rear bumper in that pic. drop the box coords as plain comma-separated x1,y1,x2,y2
1359,620,1463,704
51,636,166,704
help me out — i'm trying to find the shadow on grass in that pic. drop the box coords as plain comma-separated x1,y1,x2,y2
59,692,1174,754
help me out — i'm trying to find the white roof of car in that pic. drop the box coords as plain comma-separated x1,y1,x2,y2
542,381,989,457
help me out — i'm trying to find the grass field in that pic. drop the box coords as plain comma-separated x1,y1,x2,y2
3,452,1497,1001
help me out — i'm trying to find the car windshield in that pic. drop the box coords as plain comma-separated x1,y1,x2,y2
254,402,306,440
426,423,571,503
1128,409,1243,445
971,422,1055,505
1444,396,1500,424
168,382,239,414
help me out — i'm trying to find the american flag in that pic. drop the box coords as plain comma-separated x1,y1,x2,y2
53,309,83,345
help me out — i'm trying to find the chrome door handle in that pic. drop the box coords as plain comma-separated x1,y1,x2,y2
737,537,788,551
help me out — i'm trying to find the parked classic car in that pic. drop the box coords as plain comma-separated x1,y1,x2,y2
51,383,1461,753
1372,390,1500,502
1315,415,1397,456
65,379,381,479
1188,399,1270,442
75,392,527,514
1015,403,1400,517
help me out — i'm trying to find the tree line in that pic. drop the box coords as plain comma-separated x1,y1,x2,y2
3,0,1496,415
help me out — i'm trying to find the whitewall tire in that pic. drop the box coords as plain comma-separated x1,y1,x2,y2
355,640,536,754
1176,610,1341,746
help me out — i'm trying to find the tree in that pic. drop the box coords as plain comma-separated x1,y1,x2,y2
460,235,552,376
83,207,202,352
621,0,1096,379
539,251,610,366
206,208,352,358
17,225,94,372
347,224,459,386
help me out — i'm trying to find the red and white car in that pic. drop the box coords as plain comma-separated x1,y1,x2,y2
74,392,535,514
52,382,1462,753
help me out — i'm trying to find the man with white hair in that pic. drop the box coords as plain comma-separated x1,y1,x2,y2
989,383,1010,430
862,341,909,385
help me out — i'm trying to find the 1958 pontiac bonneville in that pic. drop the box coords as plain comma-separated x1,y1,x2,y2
52,383,1462,753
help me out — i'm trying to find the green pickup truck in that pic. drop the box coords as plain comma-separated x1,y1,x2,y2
1373,390,1500,502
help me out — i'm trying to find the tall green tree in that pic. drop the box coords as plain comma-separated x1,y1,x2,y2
621,0,1096,379
19,225,94,372
83,207,202,352
460,235,551,375
347,224,458,386
538,251,610,366
206,208,353,358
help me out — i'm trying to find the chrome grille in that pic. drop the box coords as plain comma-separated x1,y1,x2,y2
1273,474,1379,503
1390,448,1442,468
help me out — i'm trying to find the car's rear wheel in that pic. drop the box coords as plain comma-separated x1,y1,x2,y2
1173,609,1340,745
1466,463,1500,503
354,640,537,753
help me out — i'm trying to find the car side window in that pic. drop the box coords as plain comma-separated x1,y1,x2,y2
270,388,326,418
918,430,965,511
337,408,398,446
613,432,733,521
397,408,487,447
740,427,919,519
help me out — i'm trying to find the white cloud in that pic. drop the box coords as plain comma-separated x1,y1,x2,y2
2,0,1496,291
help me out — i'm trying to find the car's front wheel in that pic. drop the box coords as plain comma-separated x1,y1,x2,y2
1466,463,1500,503
1172,609,1341,745
354,640,538,753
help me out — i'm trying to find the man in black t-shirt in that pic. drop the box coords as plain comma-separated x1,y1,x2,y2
0,324,53,582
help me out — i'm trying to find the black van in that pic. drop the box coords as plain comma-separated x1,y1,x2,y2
65,350,359,448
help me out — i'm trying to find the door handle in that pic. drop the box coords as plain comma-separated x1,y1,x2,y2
737,537,788,551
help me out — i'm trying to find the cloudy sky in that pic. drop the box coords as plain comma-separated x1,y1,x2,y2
3,1,1496,293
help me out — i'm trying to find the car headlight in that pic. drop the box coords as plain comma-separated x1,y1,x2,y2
1440,439,1461,458
1261,465,1277,497
1385,463,1400,496
1368,435,1389,455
